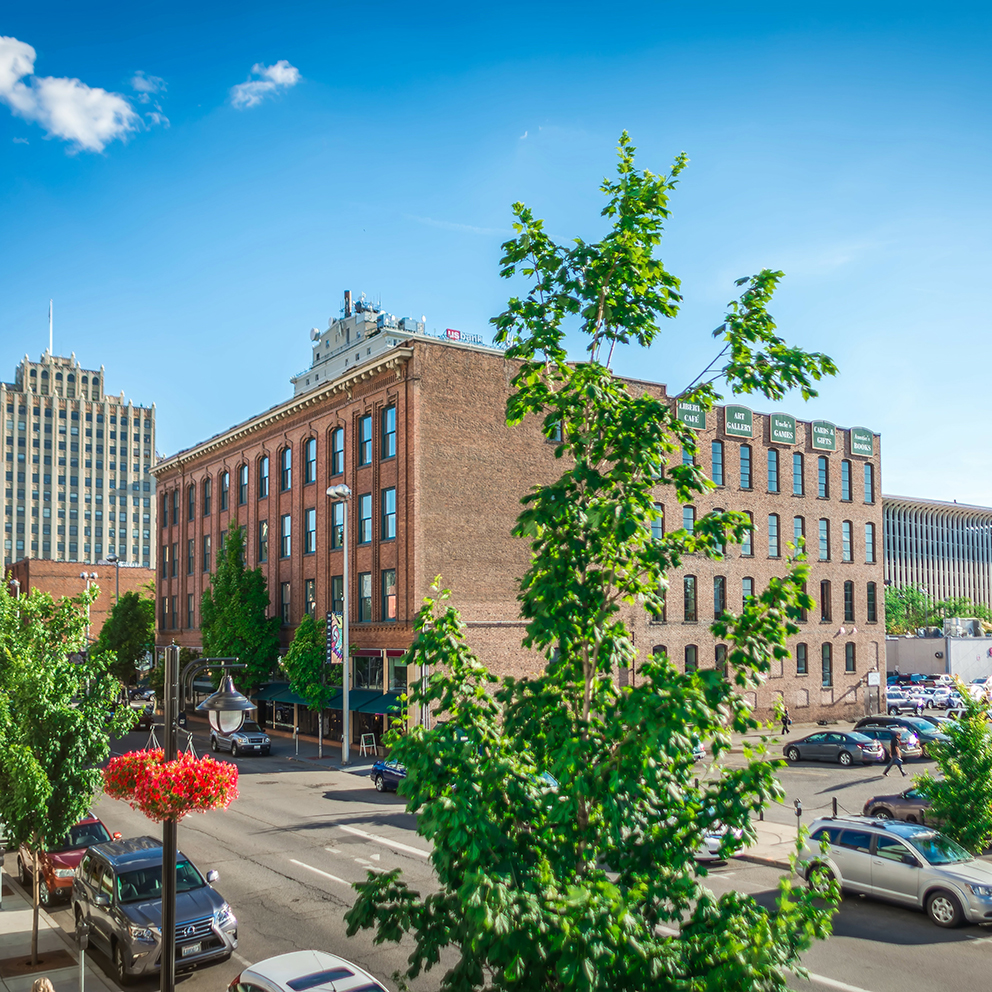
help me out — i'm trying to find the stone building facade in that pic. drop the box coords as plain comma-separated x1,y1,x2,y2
153,336,884,727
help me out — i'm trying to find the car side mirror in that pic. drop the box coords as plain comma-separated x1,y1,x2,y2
112,832,122,840
206,870,219,883
93,893,110,907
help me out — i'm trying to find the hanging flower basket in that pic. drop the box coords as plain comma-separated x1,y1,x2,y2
104,749,239,823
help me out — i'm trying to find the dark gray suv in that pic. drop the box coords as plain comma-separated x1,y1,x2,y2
71,836,237,984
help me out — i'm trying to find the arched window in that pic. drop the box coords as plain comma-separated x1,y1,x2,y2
651,503,664,540
845,642,856,673
331,427,345,476
715,644,727,676
821,643,833,687
740,444,752,489
842,520,853,561
711,441,724,485
741,512,754,556
203,477,212,516
818,519,830,561
684,644,698,673
817,456,829,498
767,449,779,492
683,576,697,622
820,580,832,622
796,643,808,675
258,455,269,498
682,505,695,533
220,471,230,511
792,453,804,495
742,576,754,608
841,460,852,501
867,582,878,622
768,513,780,558
793,516,805,549
864,463,875,504
713,575,727,617
280,447,292,491
238,464,248,504
865,522,876,563
187,483,195,522
651,584,666,623
844,580,855,622
652,645,668,660
304,437,317,484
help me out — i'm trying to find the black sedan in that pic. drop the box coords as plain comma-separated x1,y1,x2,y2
784,731,885,766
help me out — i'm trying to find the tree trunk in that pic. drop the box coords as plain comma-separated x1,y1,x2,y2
31,843,40,964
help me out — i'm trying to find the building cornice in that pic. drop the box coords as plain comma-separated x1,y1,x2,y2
153,348,413,477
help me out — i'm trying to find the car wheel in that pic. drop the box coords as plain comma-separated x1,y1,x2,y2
871,808,892,819
113,941,133,986
806,863,836,895
17,856,28,886
785,747,800,763
374,774,385,792
39,878,51,907
880,748,890,761
838,750,854,767
927,889,963,928
232,743,240,757
211,736,218,752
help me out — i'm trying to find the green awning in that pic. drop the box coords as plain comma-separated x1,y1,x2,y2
252,683,310,706
356,691,405,715
254,685,404,712
252,683,288,701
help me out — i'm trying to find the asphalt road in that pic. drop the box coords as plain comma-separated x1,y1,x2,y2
35,722,992,992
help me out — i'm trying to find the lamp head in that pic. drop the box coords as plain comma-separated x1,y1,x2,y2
326,484,352,499
196,674,254,734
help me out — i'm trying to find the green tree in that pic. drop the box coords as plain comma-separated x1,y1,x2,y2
148,646,201,703
884,585,934,635
283,613,342,758
915,681,992,853
345,134,838,992
200,523,281,694
0,584,132,962
93,589,155,690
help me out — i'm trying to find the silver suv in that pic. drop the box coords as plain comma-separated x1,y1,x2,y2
799,815,992,927
211,720,271,757
72,835,238,984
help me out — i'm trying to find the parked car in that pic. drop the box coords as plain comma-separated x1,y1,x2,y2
210,720,271,757
128,687,155,702
799,815,992,926
370,759,407,793
227,949,389,992
862,787,931,823
129,703,155,731
852,727,922,761
17,814,119,906
854,716,951,755
883,690,915,715
72,835,237,984
784,731,885,766
696,821,744,862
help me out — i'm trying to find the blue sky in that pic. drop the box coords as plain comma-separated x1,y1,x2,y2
1,2,990,502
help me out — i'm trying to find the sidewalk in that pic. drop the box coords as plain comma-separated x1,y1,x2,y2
735,818,801,870
0,868,116,992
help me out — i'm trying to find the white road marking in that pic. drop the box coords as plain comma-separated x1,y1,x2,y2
338,824,430,857
795,971,880,992
232,952,252,967
325,846,342,854
288,858,350,885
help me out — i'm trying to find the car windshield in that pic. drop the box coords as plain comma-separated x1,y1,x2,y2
238,722,262,734
117,859,205,903
51,822,112,853
897,717,934,733
903,830,971,865
847,732,874,743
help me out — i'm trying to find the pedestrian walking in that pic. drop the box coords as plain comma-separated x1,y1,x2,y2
31,979,56,992
882,736,906,777
781,706,792,736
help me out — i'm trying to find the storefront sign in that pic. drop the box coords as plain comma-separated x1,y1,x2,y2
850,427,874,457
326,612,343,664
724,405,753,438
769,413,796,444
811,420,836,451
676,400,706,430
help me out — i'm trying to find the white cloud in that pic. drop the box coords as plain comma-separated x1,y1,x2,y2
230,60,300,109
12,136,27,143
130,70,166,104
0,35,139,152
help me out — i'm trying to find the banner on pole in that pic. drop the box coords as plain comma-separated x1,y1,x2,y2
326,612,343,664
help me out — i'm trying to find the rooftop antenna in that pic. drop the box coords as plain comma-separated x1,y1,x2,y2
48,299,53,355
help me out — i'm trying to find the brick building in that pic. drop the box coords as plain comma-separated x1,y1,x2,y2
6,557,155,643
153,298,884,733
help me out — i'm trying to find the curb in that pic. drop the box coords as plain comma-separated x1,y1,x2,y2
733,852,793,871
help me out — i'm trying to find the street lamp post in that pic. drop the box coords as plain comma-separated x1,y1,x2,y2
9,577,19,599
79,571,98,644
326,484,352,765
160,647,252,992
106,553,121,605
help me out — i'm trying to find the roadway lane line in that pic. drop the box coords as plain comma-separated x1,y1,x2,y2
795,970,879,992
337,824,430,857
289,858,350,885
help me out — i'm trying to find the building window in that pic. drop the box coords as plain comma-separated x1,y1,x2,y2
203,477,211,516
818,518,830,561
867,581,878,622
171,542,178,577
684,644,698,673
682,505,695,533
161,544,169,578
331,428,344,476
239,464,248,504
304,578,316,617
280,582,291,625
740,444,752,490
796,643,808,675
161,494,168,528
712,506,725,556
187,483,195,522
381,487,396,540
171,595,178,630
817,456,829,498
358,415,373,466
331,501,344,550
768,513,780,558
160,596,168,629
864,463,875,504
171,490,179,526
799,581,808,622
258,520,268,562
203,534,211,572
381,406,397,460
793,515,805,550
280,447,292,491
820,580,832,622
683,575,697,622
844,580,855,622
358,571,373,621
304,438,317,484
681,444,694,467
714,575,727,617
842,520,853,562
767,449,779,493
845,641,856,673
187,538,194,575
220,471,229,511
280,514,291,557
865,522,876,563
258,456,269,498
841,460,851,501
651,503,664,540
331,574,343,615
741,512,753,556
304,507,316,554
715,644,727,676
651,585,666,623
711,441,724,486
381,568,397,621
358,493,372,544
792,453,804,496
187,593,194,629
822,643,833,686
652,645,668,661
742,576,754,607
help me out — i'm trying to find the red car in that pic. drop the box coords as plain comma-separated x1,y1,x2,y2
17,814,120,906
